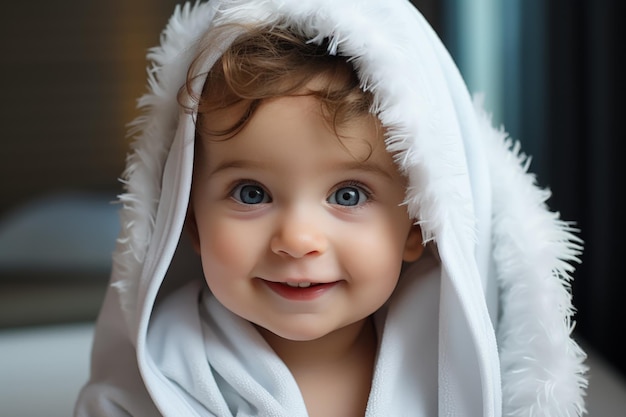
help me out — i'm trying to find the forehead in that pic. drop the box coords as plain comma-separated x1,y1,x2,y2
199,95,384,154
197,94,398,174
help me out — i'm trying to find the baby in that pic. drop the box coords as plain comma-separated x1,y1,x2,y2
75,1,587,416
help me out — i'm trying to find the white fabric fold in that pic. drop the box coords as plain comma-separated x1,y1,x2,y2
366,252,440,417
146,252,442,417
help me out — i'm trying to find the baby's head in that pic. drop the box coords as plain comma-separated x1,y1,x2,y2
185,25,374,140
184,25,423,343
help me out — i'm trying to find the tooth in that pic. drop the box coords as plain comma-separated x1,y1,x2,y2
284,282,313,288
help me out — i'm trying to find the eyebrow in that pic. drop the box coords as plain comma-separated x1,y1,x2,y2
208,158,395,181
343,159,395,181
207,159,266,177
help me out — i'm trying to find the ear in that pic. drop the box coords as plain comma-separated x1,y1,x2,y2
185,209,202,254
402,224,424,262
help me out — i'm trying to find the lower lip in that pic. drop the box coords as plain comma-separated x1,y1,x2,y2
263,281,338,301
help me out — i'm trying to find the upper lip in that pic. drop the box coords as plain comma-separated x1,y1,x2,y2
259,277,335,287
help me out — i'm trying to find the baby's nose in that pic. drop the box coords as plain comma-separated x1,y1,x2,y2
269,209,328,258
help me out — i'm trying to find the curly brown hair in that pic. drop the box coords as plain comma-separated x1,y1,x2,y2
180,24,375,139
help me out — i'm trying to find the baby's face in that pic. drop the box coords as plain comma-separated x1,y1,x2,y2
190,93,422,342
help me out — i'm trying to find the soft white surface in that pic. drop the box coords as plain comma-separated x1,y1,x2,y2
0,324,625,416
0,323,94,417
0,192,119,271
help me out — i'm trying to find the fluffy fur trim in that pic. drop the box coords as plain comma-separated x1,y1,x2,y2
474,96,588,416
107,0,588,415
112,0,476,344
110,1,219,323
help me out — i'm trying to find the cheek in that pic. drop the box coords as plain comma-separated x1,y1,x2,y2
196,218,255,282
343,230,403,316
340,217,408,285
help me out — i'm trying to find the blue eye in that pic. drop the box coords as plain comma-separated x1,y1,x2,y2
328,186,368,207
232,183,270,204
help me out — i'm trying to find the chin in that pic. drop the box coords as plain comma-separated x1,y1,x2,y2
268,326,329,342
255,320,339,343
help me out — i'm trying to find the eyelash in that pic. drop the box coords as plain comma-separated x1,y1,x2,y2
329,180,373,202
229,179,271,204
227,179,374,206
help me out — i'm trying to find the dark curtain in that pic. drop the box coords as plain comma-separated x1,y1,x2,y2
544,1,625,377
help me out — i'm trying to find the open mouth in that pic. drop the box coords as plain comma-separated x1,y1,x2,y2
263,280,337,301
284,282,318,288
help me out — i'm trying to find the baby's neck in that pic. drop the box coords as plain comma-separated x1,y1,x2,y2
257,317,377,417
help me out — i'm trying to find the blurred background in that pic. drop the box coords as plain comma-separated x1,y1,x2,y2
0,0,623,416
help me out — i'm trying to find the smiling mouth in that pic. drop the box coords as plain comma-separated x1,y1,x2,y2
284,282,317,288
262,280,338,301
